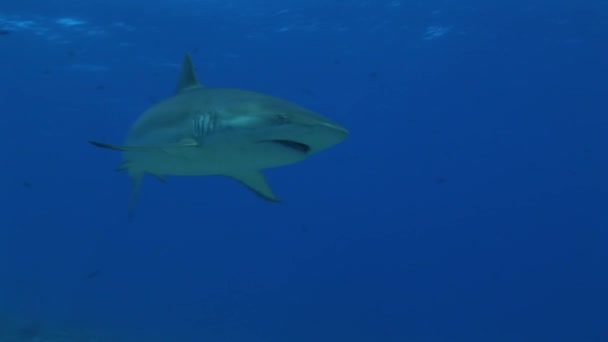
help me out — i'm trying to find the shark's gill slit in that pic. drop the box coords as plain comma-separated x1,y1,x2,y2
192,113,216,137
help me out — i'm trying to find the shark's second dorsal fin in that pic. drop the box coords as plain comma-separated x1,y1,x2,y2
175,53,202,94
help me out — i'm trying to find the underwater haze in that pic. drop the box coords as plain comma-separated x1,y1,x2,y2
1,0,607,341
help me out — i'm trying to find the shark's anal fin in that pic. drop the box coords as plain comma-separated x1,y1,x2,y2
175,53,202,94
227,171,281,203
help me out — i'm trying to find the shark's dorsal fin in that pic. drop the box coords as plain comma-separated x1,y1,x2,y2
175,53,202,94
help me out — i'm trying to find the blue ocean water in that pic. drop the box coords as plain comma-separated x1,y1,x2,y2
1,0,607,341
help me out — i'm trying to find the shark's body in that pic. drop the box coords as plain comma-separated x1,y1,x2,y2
91,53,348,217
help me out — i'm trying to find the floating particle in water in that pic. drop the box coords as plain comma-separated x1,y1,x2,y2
85,269,101,280
423,25,452,40
368,71,379,80
55,17,87,27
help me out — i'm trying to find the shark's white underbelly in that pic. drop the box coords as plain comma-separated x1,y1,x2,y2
124,142,305,176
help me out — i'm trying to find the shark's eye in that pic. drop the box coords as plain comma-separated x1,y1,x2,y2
275,114,289,124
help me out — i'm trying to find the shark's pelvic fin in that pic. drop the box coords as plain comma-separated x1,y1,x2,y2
228,171,281,203
175,53,202,94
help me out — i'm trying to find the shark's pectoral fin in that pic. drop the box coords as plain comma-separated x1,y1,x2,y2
227,171,281,203
89,139,199,152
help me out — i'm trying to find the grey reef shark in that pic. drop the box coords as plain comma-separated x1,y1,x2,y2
90,53,349,219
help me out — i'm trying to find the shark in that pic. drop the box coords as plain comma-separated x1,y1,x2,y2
90,53,349,218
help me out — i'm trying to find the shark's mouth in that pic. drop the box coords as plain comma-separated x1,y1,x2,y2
261,139,311,153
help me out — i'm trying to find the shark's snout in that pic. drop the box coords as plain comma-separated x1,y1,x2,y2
323,122,349,137
255,120,346,156
287,123,346,155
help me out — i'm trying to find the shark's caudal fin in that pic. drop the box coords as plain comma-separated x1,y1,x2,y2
175,53,202,94
116,164,165,220
127,172,143,221
227,171,281,203
90,141,176,220
114,163,144,221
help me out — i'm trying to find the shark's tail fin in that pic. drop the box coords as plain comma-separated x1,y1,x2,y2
115,163,143,222
127,173,143,222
